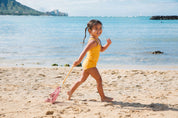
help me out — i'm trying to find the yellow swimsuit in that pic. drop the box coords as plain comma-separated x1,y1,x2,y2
82,37,101,70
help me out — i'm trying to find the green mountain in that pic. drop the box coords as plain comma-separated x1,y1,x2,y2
0,0,45,15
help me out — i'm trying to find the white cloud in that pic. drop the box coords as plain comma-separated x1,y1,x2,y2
16,0,178,16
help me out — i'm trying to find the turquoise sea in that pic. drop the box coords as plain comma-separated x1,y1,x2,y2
0,16,178,69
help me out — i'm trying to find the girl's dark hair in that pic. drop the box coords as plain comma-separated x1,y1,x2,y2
83,19,102,44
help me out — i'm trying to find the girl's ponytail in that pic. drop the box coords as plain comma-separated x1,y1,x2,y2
83,27,88,45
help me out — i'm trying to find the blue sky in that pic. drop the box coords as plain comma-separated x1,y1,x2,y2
17,0,178,16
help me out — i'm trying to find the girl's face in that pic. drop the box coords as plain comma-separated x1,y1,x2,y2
89,24,102,38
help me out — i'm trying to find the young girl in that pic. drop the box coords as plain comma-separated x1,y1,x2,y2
67,19,113,102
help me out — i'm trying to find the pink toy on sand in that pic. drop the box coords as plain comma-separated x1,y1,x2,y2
45,66,74,104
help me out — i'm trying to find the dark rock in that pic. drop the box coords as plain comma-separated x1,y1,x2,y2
46,111,54,115
150,16,178,20
64,64,70,67
76,63,82,67
152,51,164,54
52,63,58,66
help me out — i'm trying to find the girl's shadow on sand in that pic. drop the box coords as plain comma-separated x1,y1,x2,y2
54,99,178,112
111,101,178,111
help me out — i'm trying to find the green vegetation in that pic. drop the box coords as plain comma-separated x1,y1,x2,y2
0,0,68,16
0,0,49,15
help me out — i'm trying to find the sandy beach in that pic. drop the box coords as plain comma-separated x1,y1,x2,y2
0,67,178,118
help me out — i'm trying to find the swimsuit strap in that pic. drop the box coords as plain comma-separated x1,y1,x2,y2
90,37,101,45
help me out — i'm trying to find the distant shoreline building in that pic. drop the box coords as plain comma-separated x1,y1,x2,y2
46,9,68,16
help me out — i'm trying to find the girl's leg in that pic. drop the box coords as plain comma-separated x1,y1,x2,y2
67,70,89,100
87,67,113,102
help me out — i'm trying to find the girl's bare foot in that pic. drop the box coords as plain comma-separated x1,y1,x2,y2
67,91,72,100
101,96,113,102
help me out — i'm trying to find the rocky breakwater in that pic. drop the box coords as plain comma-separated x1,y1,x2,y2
150,16,178,20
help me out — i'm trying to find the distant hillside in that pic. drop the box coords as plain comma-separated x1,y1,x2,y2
0,0,44,15
0,0,68,16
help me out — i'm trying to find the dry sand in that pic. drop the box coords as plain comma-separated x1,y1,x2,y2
0,67,178,118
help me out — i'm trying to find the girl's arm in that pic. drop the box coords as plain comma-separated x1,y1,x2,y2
73,40,97,66
100,38,112,52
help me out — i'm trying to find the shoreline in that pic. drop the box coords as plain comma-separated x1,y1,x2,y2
98,64,178,71
0,64,178,71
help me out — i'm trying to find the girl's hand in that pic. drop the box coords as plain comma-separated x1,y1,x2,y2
73,60,80,67
106,38,112,45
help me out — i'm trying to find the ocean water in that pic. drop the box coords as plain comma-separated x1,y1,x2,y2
0,16,178,68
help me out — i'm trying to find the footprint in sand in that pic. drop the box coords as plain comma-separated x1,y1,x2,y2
89,99,97,102
76,93,84,96
32,84,41,90
62,105,82,114
55,75,62,78
0,114,6,117
39,74,46,77
103,102,113,107
108,80,118,87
